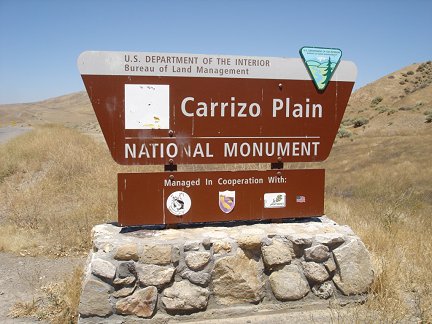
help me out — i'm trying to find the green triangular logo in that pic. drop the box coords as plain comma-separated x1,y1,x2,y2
300,46,342,91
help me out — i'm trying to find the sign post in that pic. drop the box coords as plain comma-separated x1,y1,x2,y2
78,50,356,226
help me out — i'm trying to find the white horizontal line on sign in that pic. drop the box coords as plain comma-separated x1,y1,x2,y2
78,51,357,82
124,136,321,140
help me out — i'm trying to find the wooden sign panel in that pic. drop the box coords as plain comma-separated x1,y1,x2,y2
78,51,357,165
118,169,324,226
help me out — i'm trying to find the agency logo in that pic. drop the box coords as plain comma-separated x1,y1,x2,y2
264,193,286,208
300,46,342,91
219,190,235,214
166,191,191,216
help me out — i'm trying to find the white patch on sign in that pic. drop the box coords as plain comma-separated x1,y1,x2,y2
125,84,169,129
264,193,286,208
166,191,191,216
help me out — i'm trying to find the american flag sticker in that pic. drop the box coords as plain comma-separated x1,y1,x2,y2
296,195,306,203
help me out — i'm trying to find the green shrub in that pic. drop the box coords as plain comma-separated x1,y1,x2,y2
337,126,352,138
370,96,383,107
377,107,388,114
352,117,369,128
341,118,353,126
399,106,414,111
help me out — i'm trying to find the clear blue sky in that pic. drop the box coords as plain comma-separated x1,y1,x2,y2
1,0,431,104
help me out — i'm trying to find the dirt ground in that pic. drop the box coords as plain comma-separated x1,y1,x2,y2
0,252,85,323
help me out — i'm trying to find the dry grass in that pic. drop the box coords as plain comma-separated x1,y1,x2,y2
0,125,122,255
324,134,432,322
1,124,431,322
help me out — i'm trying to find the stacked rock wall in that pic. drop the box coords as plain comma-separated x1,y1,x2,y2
78,217,374,322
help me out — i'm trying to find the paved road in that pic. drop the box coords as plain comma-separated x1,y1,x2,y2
0,127,32,144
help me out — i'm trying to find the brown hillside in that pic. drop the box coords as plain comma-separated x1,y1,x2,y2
0,91,98,133
343,61,432,137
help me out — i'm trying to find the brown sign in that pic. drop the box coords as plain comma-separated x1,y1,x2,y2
118,169,324,226
78,51,357,165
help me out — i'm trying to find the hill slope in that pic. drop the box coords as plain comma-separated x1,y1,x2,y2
0,91,98,132
343,61,432,137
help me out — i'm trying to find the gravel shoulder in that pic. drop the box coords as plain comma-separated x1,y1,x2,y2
0,127,32,144
0,252,85,323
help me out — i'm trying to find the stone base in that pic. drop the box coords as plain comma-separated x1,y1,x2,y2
78,217,374,323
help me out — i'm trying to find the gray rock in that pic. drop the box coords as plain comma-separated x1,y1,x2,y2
261,236,272,246
302,261,329,283
212,250,264,305
312,282,334,299
304,244,330,262
117,261,136,278
185,251,211,271
324,255,337,273
79,278,113,317
261,237,293,269
91,258,116,282
269,264,310,301
184,240,201,251
115,286,157,318
315,233,345,247
180,270,211,286
172,245,181,264
113,276,136,286
332,239,374,295
287,234,313,247
202,238,212,249
162,280,209,312
136,264,175,288
114,262,136,287
288,234,313,258
112,285,136,298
